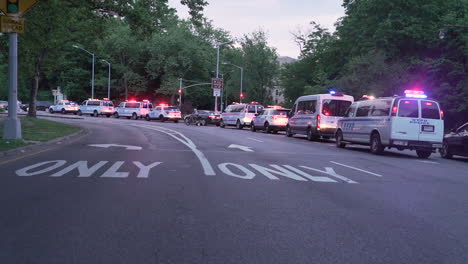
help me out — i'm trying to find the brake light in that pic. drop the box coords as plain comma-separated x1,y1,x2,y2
440,110,444,120
391,106,398,116
208,115,215,118
317,115,321,128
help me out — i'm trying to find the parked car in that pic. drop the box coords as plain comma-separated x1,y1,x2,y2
0,101,7,111
49,100,79,114
36,101,53,111
335,90,444,158
147,104,181,122
220,102,264,129
251,106,290,133
115,100,152,119
440,122,468,159
78,98,115,117
184,110,221,126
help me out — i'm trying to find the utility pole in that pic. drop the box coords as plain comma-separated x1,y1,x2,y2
3,32,21,139
214,41,232,112
179,78,183,108
73,45,95,99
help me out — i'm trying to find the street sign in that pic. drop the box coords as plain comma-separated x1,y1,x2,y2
213,88,221,97
0,0,39,16
212,78,224,90
0,15,23,33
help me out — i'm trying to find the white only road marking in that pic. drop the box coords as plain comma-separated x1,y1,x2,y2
218,163,256,180
330,161,383,177
51,161,109,177
282,165,337,183
247,137,264,143
228,144,254,152
249,164,307,181
133,124,216,176
88,144,142,150
300,166,358,184
16,160,67,176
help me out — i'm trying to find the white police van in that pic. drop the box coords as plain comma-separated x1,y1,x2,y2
286,92,354,140
114,100,153,119
335,90,444,158
146,104,181,122
78,98,115,117
49,100,79,114
220,102,264,129
250,106,290,133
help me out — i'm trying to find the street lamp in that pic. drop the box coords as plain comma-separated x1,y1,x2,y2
223,62,244,103
73,45,95,99
214,40,232,112
101,59,111,100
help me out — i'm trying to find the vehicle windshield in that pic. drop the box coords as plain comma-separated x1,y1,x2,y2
103,101,114,107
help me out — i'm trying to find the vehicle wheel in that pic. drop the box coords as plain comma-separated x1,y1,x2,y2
145,115,151,121
416,150,432,159
174,120,179,124
250,123,256,132
106,114,111,118
49,108,54,114
126,117,131,119
61,109,66,114
159,115,165,122
131,113,137,120
114,112,119,119
265,123,272,134
200,119,206,126
335,130,346,148
286,126,293,137
77,110,82,116
184,118,190,126
220,119,225,128
306,128,317,141
440,141,453,159
93,110,99,117
370,133,385,155
73,112,77,115
236,120,243,129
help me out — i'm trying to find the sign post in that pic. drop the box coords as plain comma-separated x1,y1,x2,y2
212,78,223,112
1,0,39,140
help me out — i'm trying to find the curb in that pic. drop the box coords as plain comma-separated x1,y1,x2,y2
0,128,89,159
0,112,84,120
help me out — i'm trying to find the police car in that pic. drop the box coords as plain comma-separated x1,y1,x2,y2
286,92,354,140
146,104,181,122
78,98,115,117
220,102,264,129
250,106,290,133
114,100,153,119
335,90,444,158
49,100,79,114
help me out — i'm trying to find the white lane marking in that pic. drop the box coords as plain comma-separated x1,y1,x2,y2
247,137,264,143
249,164,307,181
330,161,382,177
416,160,440,165
88,144,142,150
300,166,358,184
16,160,67,176
101,161,129,178
51,161,109,177
228,144,254,152
133,161,162,178
282,165,337,183
218,163,256,179
133,124,216,176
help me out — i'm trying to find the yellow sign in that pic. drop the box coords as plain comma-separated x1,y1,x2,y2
0,15,24,33
0,0,39,16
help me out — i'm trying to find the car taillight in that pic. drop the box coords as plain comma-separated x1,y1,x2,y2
317,115,321,128
440,110,444,120
208,115,215,118
391,106,398,116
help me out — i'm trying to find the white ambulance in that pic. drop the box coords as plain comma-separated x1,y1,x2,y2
335,90,444,158
78,98,115,117
220,102,264,129
286,92,354,140
114,100,153,119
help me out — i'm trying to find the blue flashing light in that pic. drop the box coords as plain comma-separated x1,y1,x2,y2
329,90,336,95
404,90,427,99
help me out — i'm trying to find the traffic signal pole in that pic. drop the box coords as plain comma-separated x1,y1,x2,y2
3,32,21,140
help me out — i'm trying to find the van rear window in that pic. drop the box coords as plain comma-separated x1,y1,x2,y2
125,103,140,108
322,100,352,117
398,100,418,118
421,101,440,119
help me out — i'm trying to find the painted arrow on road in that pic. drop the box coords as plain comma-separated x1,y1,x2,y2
88,144,142,150
228,144,254,152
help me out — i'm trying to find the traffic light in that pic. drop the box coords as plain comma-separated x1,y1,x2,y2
178,89,182,94
240,93,244,99
7,0,19,14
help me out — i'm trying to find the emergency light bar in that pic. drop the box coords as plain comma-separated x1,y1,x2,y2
267,105,283,109
404,90,427,99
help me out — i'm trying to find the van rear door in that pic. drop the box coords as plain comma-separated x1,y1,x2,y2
418,100,443,143
391,99,420,141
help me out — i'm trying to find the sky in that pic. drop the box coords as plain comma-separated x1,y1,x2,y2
168,0,345,58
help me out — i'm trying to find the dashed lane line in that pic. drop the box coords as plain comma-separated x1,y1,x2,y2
330,161,383,177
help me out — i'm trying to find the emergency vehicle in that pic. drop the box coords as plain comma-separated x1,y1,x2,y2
78,98,115,117
49,100,79,114
250,106,290,133
220,102,264,129
114,100,153,119
146,104,181,122
335,90,444,158
286,92,354,140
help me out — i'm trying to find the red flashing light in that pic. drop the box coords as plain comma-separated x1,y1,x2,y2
142,99,150,102
240,93,244,98
267,105,283,109
440,110,444,120
128,100,137,103
391,106,398,116
178,89,182,94
103,98,109,101
425,102,433,106
159,103,168,106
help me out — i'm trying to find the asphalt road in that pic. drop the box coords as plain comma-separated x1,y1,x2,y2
1,114,467,264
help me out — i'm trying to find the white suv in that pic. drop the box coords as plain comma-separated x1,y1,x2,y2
78,99,115,117
147,104,181,122
115,100,153,119
49,100,79,114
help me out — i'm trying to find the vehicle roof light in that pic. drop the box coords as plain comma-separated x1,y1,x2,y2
103,98,109,101
159,103,168,106
362,95,375,100
404,90,427,99
267,105,283,109
142,99,150,102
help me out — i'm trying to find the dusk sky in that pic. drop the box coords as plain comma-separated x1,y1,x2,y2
168,0,346,58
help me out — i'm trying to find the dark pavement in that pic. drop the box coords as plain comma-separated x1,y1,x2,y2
1,115,467,264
